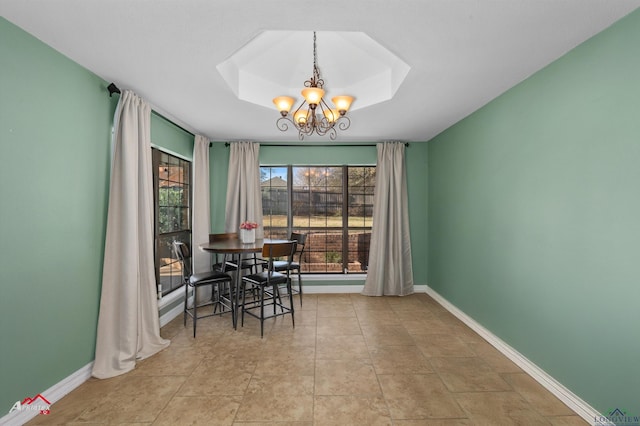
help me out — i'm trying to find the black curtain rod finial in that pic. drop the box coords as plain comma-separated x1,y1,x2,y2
107,83,121,97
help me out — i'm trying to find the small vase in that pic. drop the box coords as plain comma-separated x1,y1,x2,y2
240,228,256,244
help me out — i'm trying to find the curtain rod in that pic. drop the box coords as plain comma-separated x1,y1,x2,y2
224,142,409,147
106,83,207,145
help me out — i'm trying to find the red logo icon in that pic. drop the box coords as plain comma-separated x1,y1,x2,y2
9,394,51,415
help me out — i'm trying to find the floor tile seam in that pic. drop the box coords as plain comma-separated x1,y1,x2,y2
55,402,94,424
528,404,579,421
435,382,517,395
362,339,414,350
427,354,501,364
366,314,391,419
450,389,558,423
387,413,473,422
130,373,187,425
376,372,443,377
375,365,473,424
127,371,199,379
422,354,489,360
498,372,577,419
310,306,320,426
366,343,421,353
228,358,265,425
543,413,588,421
172,358,208,404
314,391,384,398
414,340,479,360
421,353,485,419
428,387,484,425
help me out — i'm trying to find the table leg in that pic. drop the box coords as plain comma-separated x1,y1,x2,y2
232,253,245,330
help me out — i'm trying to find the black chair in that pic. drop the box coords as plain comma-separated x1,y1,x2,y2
272,232,307,305
173,241,233,337
240,241,296,337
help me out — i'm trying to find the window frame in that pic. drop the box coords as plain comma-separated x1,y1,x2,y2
152,148,192,296
261,164,375,274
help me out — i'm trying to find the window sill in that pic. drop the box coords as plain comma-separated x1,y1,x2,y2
302,273,366,281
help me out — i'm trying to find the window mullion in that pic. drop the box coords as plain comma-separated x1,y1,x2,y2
342,165,349,274
287,166,293,236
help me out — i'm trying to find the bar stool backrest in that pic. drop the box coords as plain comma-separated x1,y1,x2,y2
262,241,296,272
173,241,192,281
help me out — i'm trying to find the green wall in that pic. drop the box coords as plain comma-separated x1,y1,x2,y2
209,142,429,286
0,17,193,413
0,17,112,412
427,9,640,414
151,112,194,161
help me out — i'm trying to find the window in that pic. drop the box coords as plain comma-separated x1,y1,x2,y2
261,165,375,274
152,148,191,296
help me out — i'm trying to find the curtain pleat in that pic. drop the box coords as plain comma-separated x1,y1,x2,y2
192,135,211,274
92,91,169,379
361,142,414,296
224,142,264,238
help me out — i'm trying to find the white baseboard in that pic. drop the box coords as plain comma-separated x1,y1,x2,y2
302,284,430,294
159,296,188,327
0,362,93,426
424,286,605,425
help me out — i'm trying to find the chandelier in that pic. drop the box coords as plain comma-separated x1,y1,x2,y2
273,32,354,140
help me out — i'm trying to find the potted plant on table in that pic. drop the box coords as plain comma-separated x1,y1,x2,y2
240,221,259,243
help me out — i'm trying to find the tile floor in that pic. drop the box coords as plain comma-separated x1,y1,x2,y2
27,293,588,425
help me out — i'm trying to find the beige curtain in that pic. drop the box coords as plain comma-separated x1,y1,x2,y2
362,142,414,296
225,141,264,238
92,91,169,379
192,135,211,274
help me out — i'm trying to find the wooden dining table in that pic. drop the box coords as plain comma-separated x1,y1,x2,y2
199,238,288,329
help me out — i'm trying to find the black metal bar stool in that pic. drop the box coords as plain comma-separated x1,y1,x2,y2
240,241,296,337
173,241,234,337
271,232,307,305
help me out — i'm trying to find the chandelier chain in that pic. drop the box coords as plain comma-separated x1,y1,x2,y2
307,31,323,89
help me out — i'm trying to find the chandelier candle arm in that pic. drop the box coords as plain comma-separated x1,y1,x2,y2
272,31,354,140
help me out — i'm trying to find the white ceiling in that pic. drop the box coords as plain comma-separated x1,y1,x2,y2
2,0,639,143
217,30,411,112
